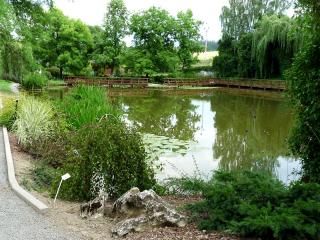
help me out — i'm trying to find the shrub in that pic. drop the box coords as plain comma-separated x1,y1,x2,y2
13,96,54,148
58,85,119,129
22,72,48,89
52,118,156,201
0,97,18,130
175,171,320,240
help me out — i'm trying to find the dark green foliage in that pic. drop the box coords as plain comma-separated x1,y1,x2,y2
179,171,320,239
33,164,58,191
212,36,238,77
58,85,118,129
22,72,48,89
237,33,257,78
286,0,320,183
213,15,299,79
53,119,156,201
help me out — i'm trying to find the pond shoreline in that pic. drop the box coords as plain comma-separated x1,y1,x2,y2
9,132,241,240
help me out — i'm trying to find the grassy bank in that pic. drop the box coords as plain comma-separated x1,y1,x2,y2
0,79,13,92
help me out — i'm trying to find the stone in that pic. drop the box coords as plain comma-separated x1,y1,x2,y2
111,187,187,237
80,193,108,219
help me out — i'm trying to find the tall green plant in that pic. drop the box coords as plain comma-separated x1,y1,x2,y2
58,85,118,129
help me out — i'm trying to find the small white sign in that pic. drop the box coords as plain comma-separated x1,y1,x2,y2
62,173,71,181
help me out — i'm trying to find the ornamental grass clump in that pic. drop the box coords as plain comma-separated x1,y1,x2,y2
13,96,54,148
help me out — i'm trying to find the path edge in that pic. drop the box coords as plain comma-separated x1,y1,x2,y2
3,127,49,212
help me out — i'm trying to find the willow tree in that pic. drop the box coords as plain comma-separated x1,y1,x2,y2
252,15,301,78
220,0,292,40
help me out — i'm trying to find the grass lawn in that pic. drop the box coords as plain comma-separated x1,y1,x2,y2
194,51,219,67
0,79,13,93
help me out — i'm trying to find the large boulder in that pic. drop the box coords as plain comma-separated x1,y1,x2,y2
111,187,187,237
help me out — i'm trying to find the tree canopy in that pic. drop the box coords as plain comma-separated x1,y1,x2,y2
220,0,292,40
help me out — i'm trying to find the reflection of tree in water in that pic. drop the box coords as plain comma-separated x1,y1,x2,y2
211,93,293,173
121,91,200,141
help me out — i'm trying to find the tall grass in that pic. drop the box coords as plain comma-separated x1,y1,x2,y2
58,85,119,129
22,73,48,89
13,96,54,147
0,97,17,130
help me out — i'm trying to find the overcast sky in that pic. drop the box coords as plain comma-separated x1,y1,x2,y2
54,0,230,41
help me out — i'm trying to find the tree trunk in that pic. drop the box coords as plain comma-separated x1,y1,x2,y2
59,67,63,79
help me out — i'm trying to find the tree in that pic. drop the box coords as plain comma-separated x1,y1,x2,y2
237,32,257,78
0,0,15,43
175,10,203,71
252,15,300,78
89,25,105,76
101,0,128,74
212,36,238,77
286,0,320,183
130,7,179,74
39,8,93,78
220,0,292,40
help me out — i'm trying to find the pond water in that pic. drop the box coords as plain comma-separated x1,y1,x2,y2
109,88,300,183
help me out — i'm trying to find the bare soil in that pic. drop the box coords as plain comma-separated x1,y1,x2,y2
9,133,241,240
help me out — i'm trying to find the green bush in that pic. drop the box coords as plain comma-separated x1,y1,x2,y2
13,96,54,148
175,171,320,240
52,119,155,201
58,85,119,129
0,97,18,130
22,72,48,89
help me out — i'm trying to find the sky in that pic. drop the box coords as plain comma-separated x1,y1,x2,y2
54,0,230,42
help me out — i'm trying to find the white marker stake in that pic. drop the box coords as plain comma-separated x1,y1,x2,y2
54,173,71,205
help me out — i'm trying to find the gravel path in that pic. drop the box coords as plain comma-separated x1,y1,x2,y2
0,129,82,240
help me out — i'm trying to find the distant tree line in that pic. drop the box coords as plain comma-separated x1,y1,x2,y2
0,0,204,81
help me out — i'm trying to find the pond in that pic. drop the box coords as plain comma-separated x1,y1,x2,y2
109,88,300,183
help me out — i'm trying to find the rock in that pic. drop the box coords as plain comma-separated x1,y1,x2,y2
111,187,187,237
80,193,108,219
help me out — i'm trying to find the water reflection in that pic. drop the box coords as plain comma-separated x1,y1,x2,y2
48,88,299,181
121,90,200,141
115,89,299,182
211,93,293,173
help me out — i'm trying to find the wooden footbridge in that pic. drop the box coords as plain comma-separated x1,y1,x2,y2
65,76,149,88
65,76,286,91
163,78,286,91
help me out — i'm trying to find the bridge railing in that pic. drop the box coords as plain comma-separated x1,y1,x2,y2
164,77,286,90
65,76,149,87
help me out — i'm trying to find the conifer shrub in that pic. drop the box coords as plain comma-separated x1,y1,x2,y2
172,171,320,240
